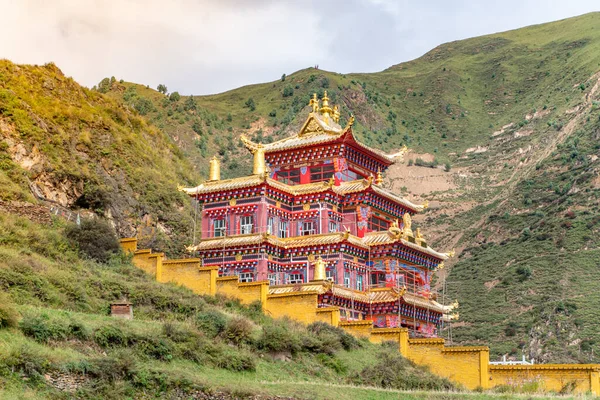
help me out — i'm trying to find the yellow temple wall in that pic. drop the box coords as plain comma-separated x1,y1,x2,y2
489,365,600,394
406,338,489,390
264,292,320,323
216,278,268,305
315,307,340,326
160,259,204,293
121,238,600,395
119,238,138,253
132,250,163,277
339,320,373,338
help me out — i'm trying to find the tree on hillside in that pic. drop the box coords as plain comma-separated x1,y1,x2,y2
245,98,256,112
283,86,294,98
281,73,286,82
157,84,168,94
184,95,197,111
169,91,181,102
97,77,111,93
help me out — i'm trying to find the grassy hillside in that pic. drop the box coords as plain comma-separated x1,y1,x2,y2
0,60,197,256
0,210,484,399
100,12,600,363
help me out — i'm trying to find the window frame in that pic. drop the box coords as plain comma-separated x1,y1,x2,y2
213,218,226,237
356,275,364,291
300,220,316,236
240,215,254,235
238,272,254,283
369,216,390,232
288,273,304,284
309,164,335,183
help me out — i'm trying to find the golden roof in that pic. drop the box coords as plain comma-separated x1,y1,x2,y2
266,282,453,314
189,229,448,260
241,111,396,163
181,176,425,212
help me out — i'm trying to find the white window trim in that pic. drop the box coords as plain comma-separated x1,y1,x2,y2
239,272,253,283
214,218,226,237
240,215,253,234
288,273,303,284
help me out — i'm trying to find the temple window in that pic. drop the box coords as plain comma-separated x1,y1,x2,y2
326,269,336,283
278,169,300,185
344,271,351,288
300,221,316,236
268,273,280,286
267,216,275,235
370,272,385,287
357,275,364,291
369,216,389,231
239,272,253,283
240,215,254,234
309,165,335,182
279,220,289,238
214,218,226,237
328,221,338,233
288,273,303,284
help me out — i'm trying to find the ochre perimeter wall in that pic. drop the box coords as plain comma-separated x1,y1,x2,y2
122,238,600,394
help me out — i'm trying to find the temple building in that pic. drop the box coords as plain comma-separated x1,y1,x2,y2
182,92,457,336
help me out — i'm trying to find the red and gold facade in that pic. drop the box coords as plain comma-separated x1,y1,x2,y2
183,93,457,336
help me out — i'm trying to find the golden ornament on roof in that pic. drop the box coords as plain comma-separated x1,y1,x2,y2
332,105,340,124
375,168,383,185
320,91,333,122
313,256,326,281
309,93,319,113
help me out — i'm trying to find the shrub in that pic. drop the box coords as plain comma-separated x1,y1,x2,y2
222,317,254,346
1,344,50,381
134,335,174,361
19,313,68,343
216,349,256,372
0,292,19,329
94,324,128,347
65,218,121,263
352,352,454,391
307,321,361,351
195,309,227,338
169,92,181,102
256,320,300,354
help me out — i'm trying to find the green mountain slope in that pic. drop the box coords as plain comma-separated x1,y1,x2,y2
101,12,600,363
0,60,196,255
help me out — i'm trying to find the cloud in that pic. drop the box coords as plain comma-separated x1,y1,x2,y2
0,0,598,94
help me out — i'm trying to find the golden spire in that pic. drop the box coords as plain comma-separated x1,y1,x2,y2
375,168,383,185
309,93,319,113
402,212,413,237
313,256,326,281
332,105,340,124
209,156,221,181
320,91,333,122
252,144,267,176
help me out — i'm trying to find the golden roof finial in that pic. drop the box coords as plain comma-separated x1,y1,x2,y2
389,219,401,237
402,213,413,237
309,93,319,113
252,144,267,175
375,168,383,185
313,256,326,281
332,105,340,124
209,156,221,181
320,91,332,122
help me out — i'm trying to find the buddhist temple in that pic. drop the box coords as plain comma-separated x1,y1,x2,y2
182,92,457,337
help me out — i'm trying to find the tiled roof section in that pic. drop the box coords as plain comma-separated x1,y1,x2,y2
268,282,453,313
189,232,369,252
241,112,395,163
362,231,398,246
181,175,265,195
266,178,331,195
400,238,449,260
371,184,424,212
191,233,267,250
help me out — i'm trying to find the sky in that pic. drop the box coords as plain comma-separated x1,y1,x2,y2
1,0,598,95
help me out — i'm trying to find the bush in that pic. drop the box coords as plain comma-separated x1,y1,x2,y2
1,344,51,381
195,309,227,338
352,352,454,391
216,349,256,372
307,321,361,351
169,91,181,102
0,292,19,329
65,218,121,263
19,313,68,343
256,320,300,354
94,324,129,347
222,317,254,346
